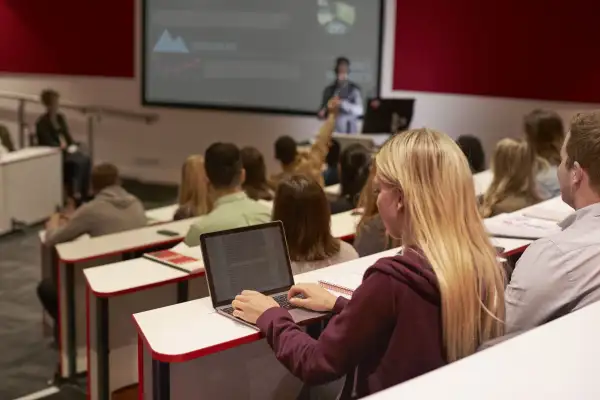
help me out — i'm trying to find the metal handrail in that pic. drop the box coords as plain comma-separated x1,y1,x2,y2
0,90,159,160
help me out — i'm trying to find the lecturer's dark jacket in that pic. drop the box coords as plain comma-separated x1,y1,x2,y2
36,113,75,147
320,81,361,116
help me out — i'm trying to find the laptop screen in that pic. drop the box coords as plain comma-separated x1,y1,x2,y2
201,222,294,307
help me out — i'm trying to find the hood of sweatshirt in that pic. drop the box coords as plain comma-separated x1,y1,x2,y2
95,185,140,209
364,248,440,305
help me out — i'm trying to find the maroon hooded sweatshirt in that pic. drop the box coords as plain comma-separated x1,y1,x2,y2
256,249,446,399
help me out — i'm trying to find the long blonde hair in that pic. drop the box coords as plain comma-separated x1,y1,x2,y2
376,128,505,362
480,138,540,218
178,155,212,216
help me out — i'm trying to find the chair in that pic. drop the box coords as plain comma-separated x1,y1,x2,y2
0,124,16,152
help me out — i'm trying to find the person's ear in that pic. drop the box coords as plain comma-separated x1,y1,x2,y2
396,190,404,213
572,161,584,186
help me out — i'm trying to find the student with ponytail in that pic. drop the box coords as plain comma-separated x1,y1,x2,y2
231,128,506,399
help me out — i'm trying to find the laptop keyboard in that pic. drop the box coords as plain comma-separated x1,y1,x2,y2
222,293,304,315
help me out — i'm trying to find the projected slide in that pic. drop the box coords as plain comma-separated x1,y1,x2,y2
143,0,382,114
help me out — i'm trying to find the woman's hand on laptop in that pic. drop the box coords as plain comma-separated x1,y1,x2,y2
232,291,279,324
288,284,337,312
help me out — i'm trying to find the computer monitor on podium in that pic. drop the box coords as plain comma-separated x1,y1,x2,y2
362,98,415,134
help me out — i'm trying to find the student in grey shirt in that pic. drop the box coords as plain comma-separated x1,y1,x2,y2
506,111,600,333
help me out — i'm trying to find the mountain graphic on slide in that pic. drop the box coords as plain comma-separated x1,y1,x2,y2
153,30,189,54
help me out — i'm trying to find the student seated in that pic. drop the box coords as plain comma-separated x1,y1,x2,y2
36,89,91,202
524,109,565,199
231,128,505,399
269,98,340,188
174,155,212,220
353,164,401,257
456,135,486,173
480,138,541,217
241,146,274,201
44,163,146,246
272,174,358,274
38,163,146,331
505,111,600,333
322,139,341,186
329,143,371,214
184,143,271,246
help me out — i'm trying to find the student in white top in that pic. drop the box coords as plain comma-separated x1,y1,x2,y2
506,111,600,333
271,174,358,274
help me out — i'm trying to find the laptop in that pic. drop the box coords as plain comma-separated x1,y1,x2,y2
200,221,326,330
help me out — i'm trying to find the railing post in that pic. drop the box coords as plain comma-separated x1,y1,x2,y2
87,115,96,165
17,99,25,148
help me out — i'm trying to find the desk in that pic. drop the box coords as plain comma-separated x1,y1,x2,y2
55,217,199,379
324,183,341,196
0,147,62,235
365,300,600,400
134,240,528,399
145,205,178,224
331,210,361,241
85,258,208,400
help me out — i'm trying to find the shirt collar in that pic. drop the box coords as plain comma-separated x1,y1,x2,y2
559,201,600,229
214,191,248,207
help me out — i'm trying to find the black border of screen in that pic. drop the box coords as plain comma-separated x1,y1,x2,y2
140,0,385,116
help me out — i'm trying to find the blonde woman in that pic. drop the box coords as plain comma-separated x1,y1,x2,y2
173,155,212,220
481,138,541,217
230,128,505,399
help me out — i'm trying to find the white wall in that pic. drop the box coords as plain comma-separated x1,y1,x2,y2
0,0,598,184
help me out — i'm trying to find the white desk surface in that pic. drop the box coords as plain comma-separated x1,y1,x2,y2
473,169,493,197
56,217,198,263
366,300,600,400
331,210,361,239
324,184,341,196
84,258,191,297
0,146,59,165
145,204,178,224
133,239,528,363
490,237,531,255
133,249,400,361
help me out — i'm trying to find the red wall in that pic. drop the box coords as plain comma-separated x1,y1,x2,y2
0,0,134,77
393,0,600,103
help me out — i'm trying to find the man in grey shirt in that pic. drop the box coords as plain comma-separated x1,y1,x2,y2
505,110,600,333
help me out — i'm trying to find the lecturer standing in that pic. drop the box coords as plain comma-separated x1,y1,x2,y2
318,57,363,134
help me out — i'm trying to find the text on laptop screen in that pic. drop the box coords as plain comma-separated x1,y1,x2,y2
204,225,293,304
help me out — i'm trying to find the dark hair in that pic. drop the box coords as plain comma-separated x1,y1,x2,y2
272,175,340,262
456,135,486,173
339,144,371,205
40,89,59,107
325,139,341,167
524,109,565,165
91,163,119,192
335,57,350,73
274,136,297,165
241,146,273,201
204,143,243,189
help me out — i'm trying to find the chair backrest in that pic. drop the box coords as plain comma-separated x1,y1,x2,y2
0,124,16,152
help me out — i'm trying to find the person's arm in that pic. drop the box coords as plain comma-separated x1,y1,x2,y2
183,222,203,247
340,87,364,117
45,207,94,246
58,114,75,146
256,272,394,385
305,112,336,170
505,238,572,333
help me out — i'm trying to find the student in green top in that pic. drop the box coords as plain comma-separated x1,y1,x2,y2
184,142,271,246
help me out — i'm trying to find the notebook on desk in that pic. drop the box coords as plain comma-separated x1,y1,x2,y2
144,242,204,274
319,272,364,298
484,213,562,239
200,221,326,330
